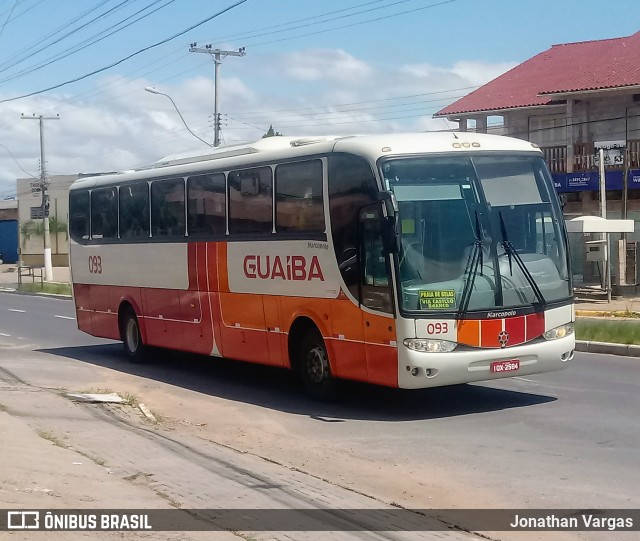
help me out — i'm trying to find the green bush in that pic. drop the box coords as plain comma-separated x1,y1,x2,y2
575,319,640,345
19,282,71,296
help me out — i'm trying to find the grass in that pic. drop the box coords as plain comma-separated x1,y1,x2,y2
37,430,67,448
575,318,640,345
121,392,139,407
19,282,71,295
79,387,114,395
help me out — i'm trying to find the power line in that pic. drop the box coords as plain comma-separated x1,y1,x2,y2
204,0,419,45
1,109,639,199
0,0,248,103
246,0,458,48
0,142,38,179
0,0,20,38
0,0,120,72
226,86,478,118
0,0,176,85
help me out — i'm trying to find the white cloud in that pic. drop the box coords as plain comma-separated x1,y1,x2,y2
279,49,373,84
450,60,516,86
0,50,515,198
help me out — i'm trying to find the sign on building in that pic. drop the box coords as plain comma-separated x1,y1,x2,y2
594,140,625,167
30,206,45,219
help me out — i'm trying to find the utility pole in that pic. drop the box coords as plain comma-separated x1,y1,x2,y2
189,43,245,147
21,113,59,282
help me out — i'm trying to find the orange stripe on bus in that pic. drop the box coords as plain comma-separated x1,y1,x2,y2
457,319,480,347
480,319,503,348
217,242,229,292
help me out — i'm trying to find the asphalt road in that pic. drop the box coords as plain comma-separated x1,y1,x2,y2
1,291,639,539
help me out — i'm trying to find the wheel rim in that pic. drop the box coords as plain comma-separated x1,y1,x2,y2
305,345,328,384
125,317,139,354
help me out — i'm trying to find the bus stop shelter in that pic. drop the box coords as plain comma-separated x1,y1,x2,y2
565,215,635,301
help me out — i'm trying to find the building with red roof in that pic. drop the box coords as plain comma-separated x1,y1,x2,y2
435,32,640,287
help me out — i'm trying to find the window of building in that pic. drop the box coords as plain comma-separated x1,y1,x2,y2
90,187,118,239
228,167,273,234
119,182,150,239
151,178,185,237
187,173,226,236
275,160,324,233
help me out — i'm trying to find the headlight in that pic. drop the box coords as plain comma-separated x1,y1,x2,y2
403,339,457,352
543,323,574,341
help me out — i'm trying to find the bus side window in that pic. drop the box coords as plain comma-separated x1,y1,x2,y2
228,167,273,234
119,182,150,239
359,204,393,314
91,187,117,240
187,173,225,236
69,190,90,241
275,160,324,233
328,154,378,298
151,178,186,237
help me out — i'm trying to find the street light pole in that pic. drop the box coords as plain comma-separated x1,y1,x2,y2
145,87,212,148
21,113,59,282
189,44,245,147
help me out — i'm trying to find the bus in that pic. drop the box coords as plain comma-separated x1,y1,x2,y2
68,133,575,398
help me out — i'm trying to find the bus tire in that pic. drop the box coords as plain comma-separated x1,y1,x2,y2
298,330,335,400
121,307,146,363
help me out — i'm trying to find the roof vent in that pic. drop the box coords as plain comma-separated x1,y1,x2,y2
290,136,338,147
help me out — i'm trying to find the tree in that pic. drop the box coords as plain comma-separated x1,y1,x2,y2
20,216,68,247
262,124,283,138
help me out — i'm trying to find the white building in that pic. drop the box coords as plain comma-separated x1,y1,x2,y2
16,175,78,266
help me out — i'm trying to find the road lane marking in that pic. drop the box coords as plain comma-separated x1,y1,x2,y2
8,309,25,313
54,315,75,320
0,332,10,337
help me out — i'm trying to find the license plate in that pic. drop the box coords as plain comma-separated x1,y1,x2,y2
490,359,520,373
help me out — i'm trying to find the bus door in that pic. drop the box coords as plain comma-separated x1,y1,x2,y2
358,204,397,387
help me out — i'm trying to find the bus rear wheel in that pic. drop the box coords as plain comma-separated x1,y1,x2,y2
298,330,335,400
121,308,146,363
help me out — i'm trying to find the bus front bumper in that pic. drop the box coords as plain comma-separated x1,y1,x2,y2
397,335,575,389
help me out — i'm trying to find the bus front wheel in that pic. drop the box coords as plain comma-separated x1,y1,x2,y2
121,308,146,363
299,330,335,400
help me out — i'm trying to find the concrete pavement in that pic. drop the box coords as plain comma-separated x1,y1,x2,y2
0,350,483,541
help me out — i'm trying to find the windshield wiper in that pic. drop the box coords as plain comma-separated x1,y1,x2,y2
498,211,546,308
458,212,484,317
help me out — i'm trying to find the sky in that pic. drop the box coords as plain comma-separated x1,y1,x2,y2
0,0,639,199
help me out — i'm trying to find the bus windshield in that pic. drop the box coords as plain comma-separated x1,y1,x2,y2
382,154,571,314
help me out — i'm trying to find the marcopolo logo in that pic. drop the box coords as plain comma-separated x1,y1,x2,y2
243,255,325,281
487,310,517,319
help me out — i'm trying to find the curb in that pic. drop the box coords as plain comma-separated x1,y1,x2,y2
576,310,640,318
575,340,640,357
0,286,71,300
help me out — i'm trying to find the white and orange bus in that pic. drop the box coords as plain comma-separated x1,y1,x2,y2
69,133,575,398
